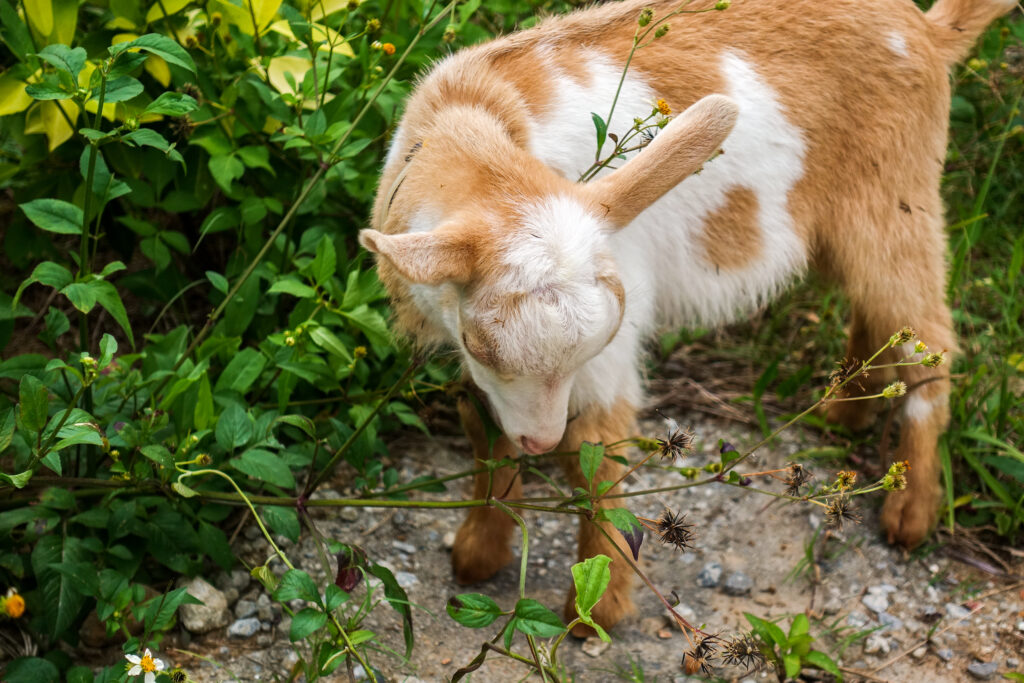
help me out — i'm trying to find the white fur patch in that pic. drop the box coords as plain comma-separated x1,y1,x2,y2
886,31,909,57
903,393,934,422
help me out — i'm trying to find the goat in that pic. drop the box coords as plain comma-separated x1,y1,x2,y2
360,0,1017,632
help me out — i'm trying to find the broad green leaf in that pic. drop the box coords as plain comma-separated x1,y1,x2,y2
513,598,565,638
571,554,611,626
369,563,414,657
90,280,135,347
789,613,810,638
0,470,33,489
24,81,72,100
194,374,213,430
274,569,320,603
598,507,641,533
446,593,503,628
215,403,253,450
24,0,54,38
274,414,316,439
143,91,198,116
18,374,49,433
803,650,842,678
324,584,348,612
141,445,175,471
61,283,96,313
340,304,389,348
96,76,144,102
309,326,352,362
311,236,336,286
98,334,117,368
261,505,300,542
3,657,59,683
237,145,273,173
12,260,73,309
171,481,198,498
783,652,801,679
268,277,316,298
0,408,16,452
206,270,229,294
208,153,244,194
214,347,266,394
37,44,86,81
20,198,82,234
289,607,327,640
231,448,296,489
145,0,192,24
199,521,233,570
108,33,197,74
591,112,607,152
579,441,604,487
122,128,184,165
32,534,88,639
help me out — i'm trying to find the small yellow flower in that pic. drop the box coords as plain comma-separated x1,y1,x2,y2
655,98,671,116
366,18,381,32
353,346,367,359
882,381,907,399
2,589,25,618
381,42,396,56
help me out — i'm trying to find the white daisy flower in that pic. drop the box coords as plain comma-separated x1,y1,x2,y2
125,648,166,683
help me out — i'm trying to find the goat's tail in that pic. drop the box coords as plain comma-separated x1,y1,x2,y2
925,0,1018,65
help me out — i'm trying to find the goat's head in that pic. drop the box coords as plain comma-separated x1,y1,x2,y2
360,95,738,453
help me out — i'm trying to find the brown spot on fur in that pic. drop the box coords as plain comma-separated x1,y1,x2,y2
699,186,763,271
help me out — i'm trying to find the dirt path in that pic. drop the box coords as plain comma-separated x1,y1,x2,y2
168,407,1022,682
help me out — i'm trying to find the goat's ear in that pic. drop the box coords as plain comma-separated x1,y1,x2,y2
359,226,476,285
580,94,738,229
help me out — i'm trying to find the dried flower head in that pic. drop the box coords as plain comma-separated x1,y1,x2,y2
638,7,653,26
882,460,910,491
443,25,457,42
169,114,195,141
654,23,670,38
825,495,861,530
828,357,858,388
656,509,695,552
722,634,764,670
715,0,731,9
683,635,717,675
656,417,694,460
784,463,811,496
835,470,857,491
882,381,907,399
889,327,916,346
922,352,945,367
656,98,672,116
209,11,222,26
366,18,381,32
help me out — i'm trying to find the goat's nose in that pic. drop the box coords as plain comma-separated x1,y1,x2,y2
521,436,558,455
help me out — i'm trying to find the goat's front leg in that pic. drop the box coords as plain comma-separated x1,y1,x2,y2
451,393,522,584
559,399,638,636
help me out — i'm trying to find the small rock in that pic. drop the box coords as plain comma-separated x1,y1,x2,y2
722,571,753,596
912,646,927,659
1006,658,1019,669
234,599,257,619
946,602,971,620
395,571,419,589
179,578,230,634
696,562,723,588
585,634,606,655
442,531,456,549
393,540,417,555
966,660,999,680
877,612,904,631
640,617,664,637
936,647,954,662
823,596,843,615
1017,620,1024,632
257,604,274,622
352,664,367,680
847,612,869,629
223,588,239,606
340,508,359,522
256,633,272,647
862,591,889,614
672,604,696,623
864,633,891,655
227,617,261,639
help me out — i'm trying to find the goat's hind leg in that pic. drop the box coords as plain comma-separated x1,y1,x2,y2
451,392,522,584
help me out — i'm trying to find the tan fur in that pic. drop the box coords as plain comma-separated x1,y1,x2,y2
699,186,763,271
365,0,1015,631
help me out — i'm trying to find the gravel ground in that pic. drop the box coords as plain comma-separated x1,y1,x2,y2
114,402,1024,683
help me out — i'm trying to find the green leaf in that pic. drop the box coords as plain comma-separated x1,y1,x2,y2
324,584,349,612
261,505,300,542
0,470,33,489
746,613,787,648
803,650,841,679
141,444,176,471
340,304,390,348
571,554,611,624
789,613,810,638
208,154,244,194
13,261,73,309
108,33,197,75
513,598,565,638
194,374,213,430
18,374,49,433
311,236,336,286
783,652,801,678
98,76,144,102
32,534,88,639
275,569,320,603
0,408,17,452
66,665,93,683
172,481,198,498
90,280,135,347
309,325,352,362
591,112,608,152
214,347,266,394
143,91,198,116
289,607,327,640
121,128,184,165
60,283,96,313
24,82,72,100
231,448,296,489
20,199,83,235
446,593,503,628
37,44,86,81
237,145,274,174
579,441,604,488
98,334,117,369
268,277,316,298
3,657,60,683
215,403,254,450
274,414,316,439
370,562,415,656
598,507,641,533
206,270,228,294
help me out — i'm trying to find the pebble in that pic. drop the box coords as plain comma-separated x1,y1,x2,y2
672,604,696,623
442,531,456,549
1017,620,1024,632
722,571,753,596
339,508,359,522
227,617,261,638
352,664,367,680
862,589,889,614
966,660,999,680
911,646,927,659
395,571,419,589
864,633,891,655
946,602,971,620
582,636,611,657
847,612,869,629
393,540,417,555
1007,658,1019,668
823,596,843,615
936,647,954,662
877,611,903,631
696,562,722,588
234,599,258,619
179,577,230,634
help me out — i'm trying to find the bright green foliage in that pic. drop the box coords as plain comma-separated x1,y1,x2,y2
746,612,843,681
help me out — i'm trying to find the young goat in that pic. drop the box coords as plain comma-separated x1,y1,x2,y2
360,0,1016,632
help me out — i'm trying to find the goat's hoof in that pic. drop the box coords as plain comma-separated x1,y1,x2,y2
880,491,937,549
